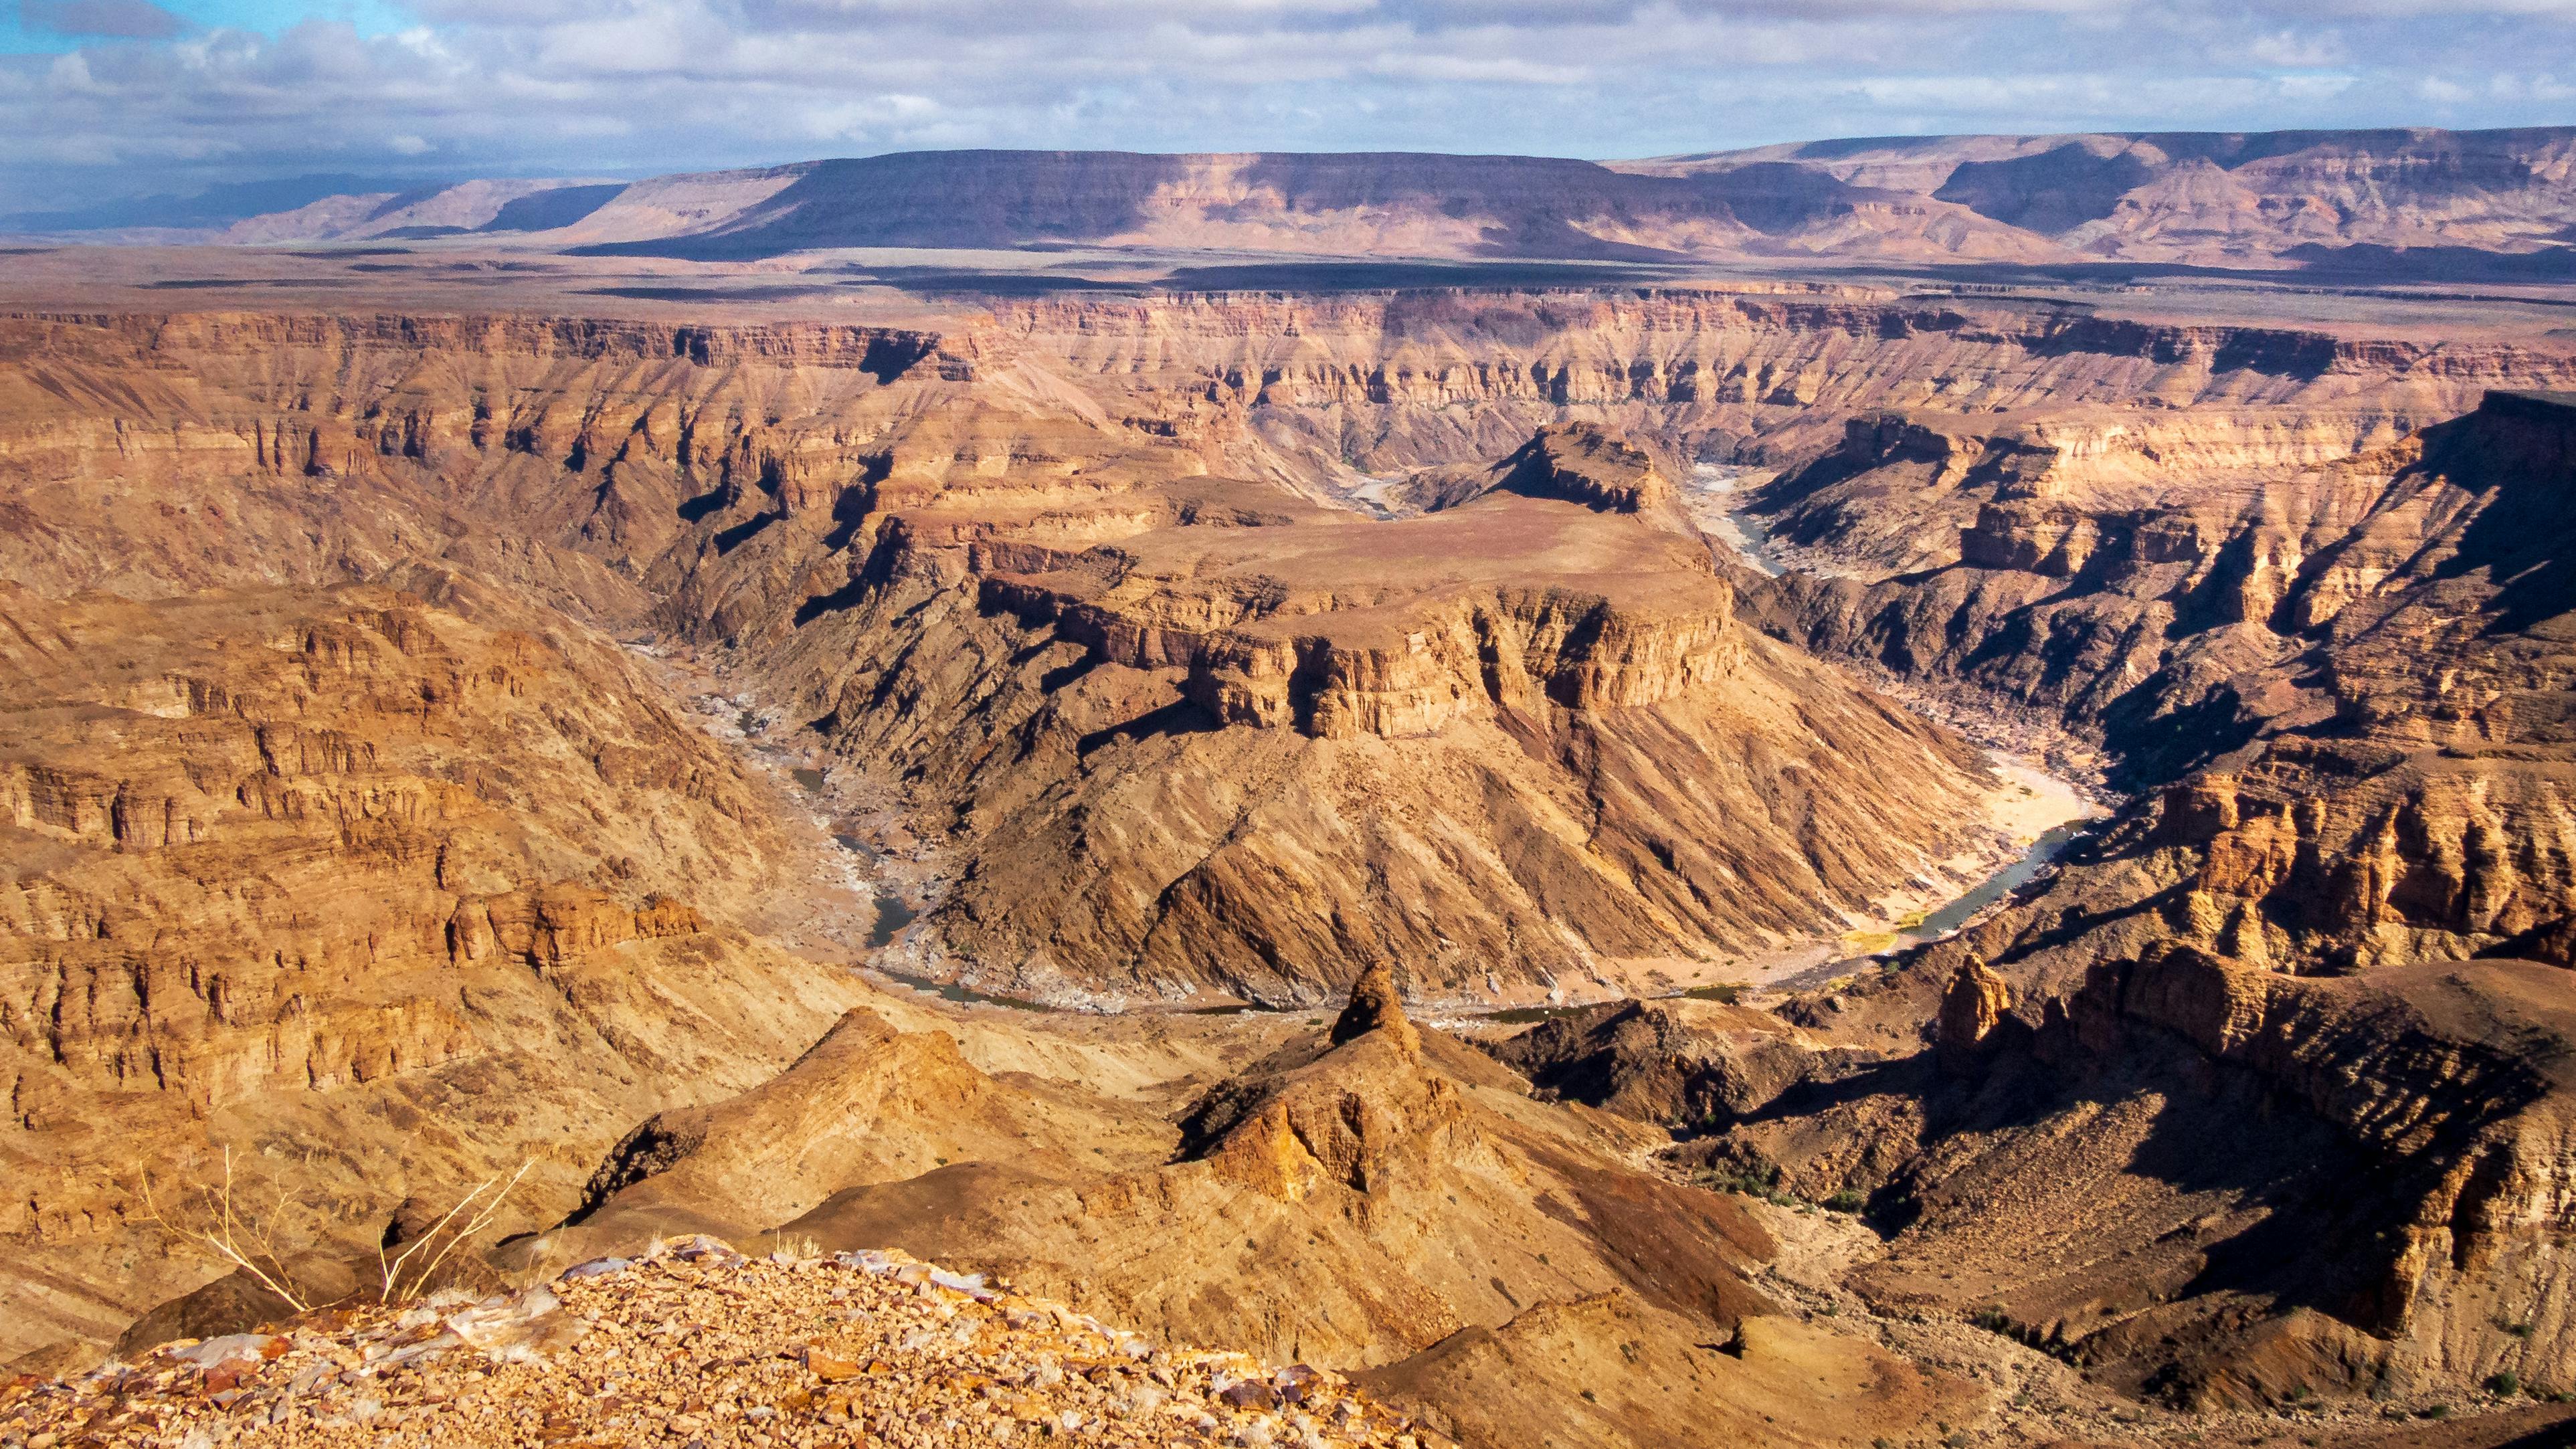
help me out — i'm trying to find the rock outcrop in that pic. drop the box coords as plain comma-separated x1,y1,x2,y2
9,1238,1448,1448
0,579,872,1363
1482,996,1823,1132
1330,961,1419,1052
531,980,1987,1448
1936,955,2013,1058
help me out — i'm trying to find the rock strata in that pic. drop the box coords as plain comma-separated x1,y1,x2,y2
0,306,2029,1004
1936,955,2013,1059
0,580,870,1363
1329,961,1419,1052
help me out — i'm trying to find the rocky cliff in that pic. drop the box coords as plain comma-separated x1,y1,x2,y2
0,576,881,1363
1495,386,2576,1412
0,305,2044,1005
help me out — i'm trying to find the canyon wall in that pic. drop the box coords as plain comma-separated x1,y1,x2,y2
978,289,2576,492
3,300,2128,1004
14,291,2576,1410
0,577,875,1361
1528,387,2576,1409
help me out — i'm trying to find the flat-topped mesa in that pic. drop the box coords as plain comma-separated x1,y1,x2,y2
1182,584,1742,739
1499,424,1678,514
988,564,1742,742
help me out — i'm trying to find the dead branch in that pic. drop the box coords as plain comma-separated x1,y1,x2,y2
377,1160,534,1303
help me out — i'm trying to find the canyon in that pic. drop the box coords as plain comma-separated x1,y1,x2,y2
5,189,2576,1446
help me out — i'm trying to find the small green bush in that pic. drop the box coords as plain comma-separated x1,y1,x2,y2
2488,1371,2521,1397
1826,1189,1865,1213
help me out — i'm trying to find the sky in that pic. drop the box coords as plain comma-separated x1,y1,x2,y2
4,0,2575,213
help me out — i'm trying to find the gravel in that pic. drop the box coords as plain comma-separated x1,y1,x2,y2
0,1237,1439,1449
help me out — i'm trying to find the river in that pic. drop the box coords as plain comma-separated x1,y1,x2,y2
1676,460,2106,993
1685,462,1782,577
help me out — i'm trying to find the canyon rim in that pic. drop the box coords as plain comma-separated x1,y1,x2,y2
10,92,2576,1449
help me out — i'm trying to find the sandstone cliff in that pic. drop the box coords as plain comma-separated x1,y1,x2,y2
1546,389,2576,1411
0,579,873,1363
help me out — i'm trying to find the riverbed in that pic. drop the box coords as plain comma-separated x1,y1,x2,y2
1685,462,1781,576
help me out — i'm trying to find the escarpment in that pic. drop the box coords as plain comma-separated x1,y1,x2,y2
0,580,876,1362
1542,387,2576,1412
990,290,2576,488
1738,386,2576,777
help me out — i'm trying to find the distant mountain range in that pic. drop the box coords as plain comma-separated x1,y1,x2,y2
13,127,2576,279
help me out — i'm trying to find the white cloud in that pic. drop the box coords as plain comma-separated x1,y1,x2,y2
1368,52,1590,82
2241,29,2346,68
6,0,2576,212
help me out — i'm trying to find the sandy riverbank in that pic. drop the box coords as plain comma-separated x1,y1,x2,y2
1572,750,2103,1004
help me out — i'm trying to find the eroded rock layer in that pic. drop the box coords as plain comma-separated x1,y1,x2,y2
1501,387,2576,1413
0,577,872,1361
11,282,2576,1444
0,304,2055,1003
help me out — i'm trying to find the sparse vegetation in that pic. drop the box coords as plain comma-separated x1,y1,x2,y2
132,1146,338,1313
1826,1188,1865,1213
131,1149,538,1312
1679,983,1744,1004
2488,1371,2521,1397
1696,1162,1784,1199
377,1162,533,1303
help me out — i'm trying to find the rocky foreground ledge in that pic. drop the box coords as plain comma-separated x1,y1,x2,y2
0,1238,1439,1449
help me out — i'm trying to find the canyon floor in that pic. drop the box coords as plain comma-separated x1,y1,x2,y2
7,235,2576,1447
